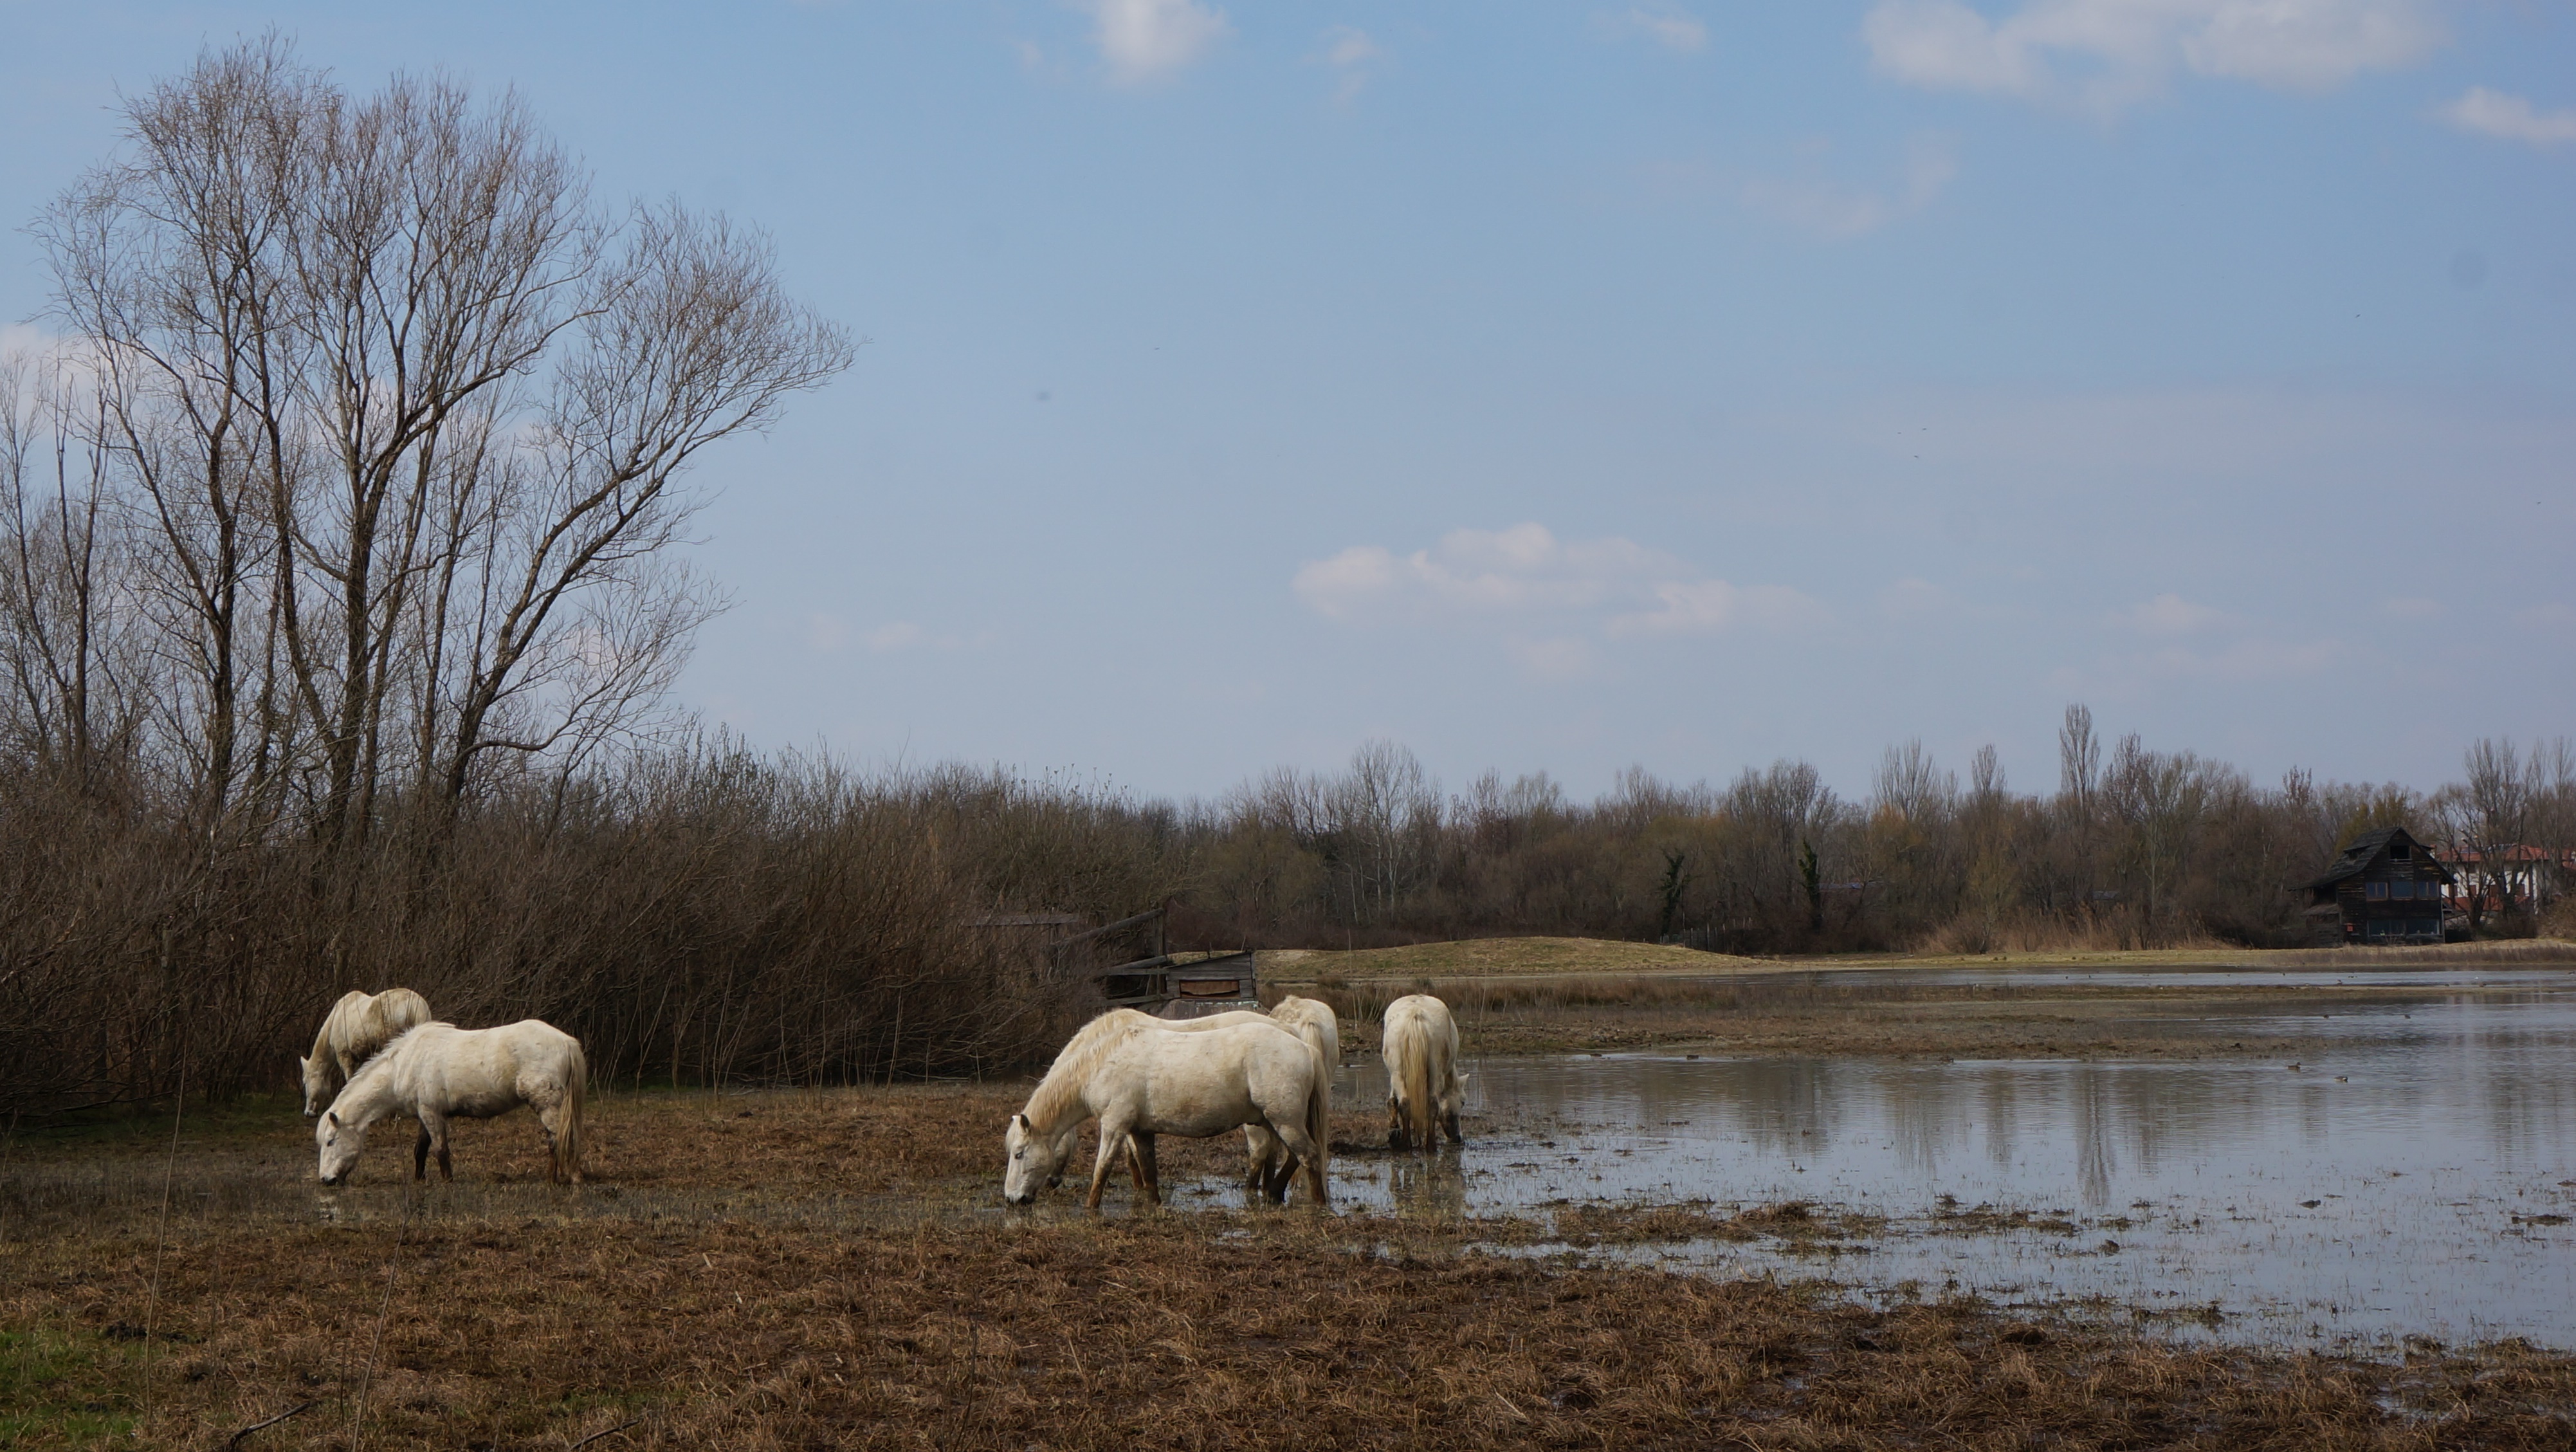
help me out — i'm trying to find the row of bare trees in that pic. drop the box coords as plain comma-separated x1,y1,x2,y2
1171,713,2576,955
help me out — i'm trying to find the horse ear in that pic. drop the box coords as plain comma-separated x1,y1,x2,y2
1012,1113,1028,1130
325,1110,340,1128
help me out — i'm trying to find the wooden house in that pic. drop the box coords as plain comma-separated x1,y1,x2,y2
2296,827,2456,947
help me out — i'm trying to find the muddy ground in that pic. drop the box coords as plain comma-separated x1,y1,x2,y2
6,1074,2574,1450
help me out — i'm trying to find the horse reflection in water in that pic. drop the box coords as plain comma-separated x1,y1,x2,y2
1385,1151,1468,1218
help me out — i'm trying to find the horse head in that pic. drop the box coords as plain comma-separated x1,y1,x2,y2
315,1109,367,1185
297,1053,331,1118
1003,1112,1064,1205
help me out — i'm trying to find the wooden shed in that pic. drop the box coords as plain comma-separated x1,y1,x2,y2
971,905,1259,1018
2296,827,2456,947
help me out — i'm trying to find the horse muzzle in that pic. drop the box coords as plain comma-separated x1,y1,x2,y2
1006,1191,1035,1206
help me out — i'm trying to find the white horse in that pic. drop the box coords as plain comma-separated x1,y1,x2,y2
1004,1018,1329,1210
1119,998,1342,1200
315,1021,587,1186
1382,993,1464,1151
298,988,433,1117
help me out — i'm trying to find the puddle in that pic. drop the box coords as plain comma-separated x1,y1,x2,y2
1176,979,2576,1351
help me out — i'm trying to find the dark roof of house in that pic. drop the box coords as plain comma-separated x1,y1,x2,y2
2299,827,2458,890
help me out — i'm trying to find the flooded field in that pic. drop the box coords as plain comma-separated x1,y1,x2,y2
1187,970,2576,1352
8,965,2576,1445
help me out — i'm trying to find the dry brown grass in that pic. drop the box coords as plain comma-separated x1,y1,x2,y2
6,1085,2574,1450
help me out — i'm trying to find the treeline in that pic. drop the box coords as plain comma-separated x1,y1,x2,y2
10,705,2566,1115
1169,718,2576,955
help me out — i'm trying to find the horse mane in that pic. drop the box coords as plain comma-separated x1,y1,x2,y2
307,989,363,1062
1019,1009,1154,1132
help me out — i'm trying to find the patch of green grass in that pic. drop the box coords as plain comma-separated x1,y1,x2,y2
0,1327,139,1447
6,1093,302,1153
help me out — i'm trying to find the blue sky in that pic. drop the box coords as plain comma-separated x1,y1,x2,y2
3,1,2570,802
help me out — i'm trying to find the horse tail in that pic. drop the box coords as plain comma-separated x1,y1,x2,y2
1304,1031,1331,1179
1395,1009,1435,1149
559,1036,588,1182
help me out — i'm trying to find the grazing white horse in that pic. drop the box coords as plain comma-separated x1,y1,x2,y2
298,988,433,1117
315,1021,587,1186
1004,1017,1329,1210
1382,993,1464,1151
1111,998,1342,1200
1254,996,1341,1195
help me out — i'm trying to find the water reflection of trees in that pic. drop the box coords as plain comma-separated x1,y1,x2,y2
1369,991,2576,1206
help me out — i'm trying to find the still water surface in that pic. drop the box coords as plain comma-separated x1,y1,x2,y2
1191,975,2576,1350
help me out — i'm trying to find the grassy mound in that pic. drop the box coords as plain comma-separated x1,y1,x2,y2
1263,935,1766,981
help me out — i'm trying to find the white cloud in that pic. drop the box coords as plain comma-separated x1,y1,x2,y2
1739,134,1957,239
865,621,927,652
1613,4,1710,53
1324,25,1378,69
0,323,54,362
1863,0,2444,113
1320,26,1380,102
2438,87,2576,147
2139,636,2341,679
1293,523,1821,645
1508,636,1599,681
1608,580,1825,636
2115,593,2229,635
1082,0,1229,84
806,614,852,651
1882,576,1955,619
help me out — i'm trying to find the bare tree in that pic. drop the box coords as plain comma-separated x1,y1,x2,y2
33,37,852,846
1,352,150,791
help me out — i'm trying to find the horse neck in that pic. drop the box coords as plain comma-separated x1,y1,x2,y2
331,1053,406,1129
311,997,354,1060
1018,1055,1097,1139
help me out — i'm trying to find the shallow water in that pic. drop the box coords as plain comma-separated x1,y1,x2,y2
1184,978,2576,1350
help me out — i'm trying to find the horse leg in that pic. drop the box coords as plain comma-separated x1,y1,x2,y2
1243,1126,1278,1192
1085,1116,1131,1212
534,1089,564,1184
1272,1120,1329,1209
425,1112,453,1183
1261,1153,1297,1204
1386,1095,1411,1152
1133,1133,1161,1208
413,1121,433,1182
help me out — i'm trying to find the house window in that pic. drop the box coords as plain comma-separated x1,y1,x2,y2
2367,881,2388,901
2391,842,2412,860
2392,881,2413,900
